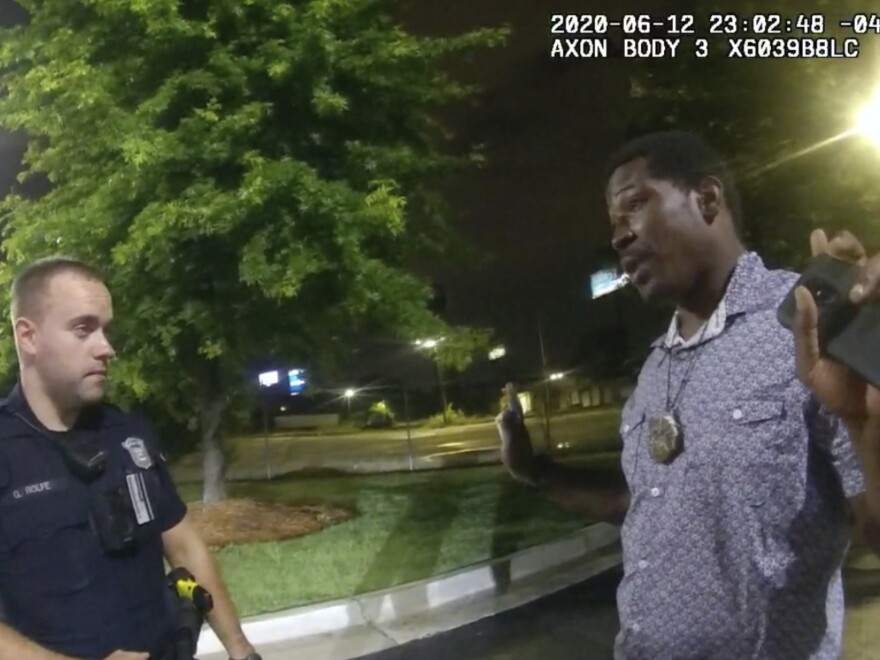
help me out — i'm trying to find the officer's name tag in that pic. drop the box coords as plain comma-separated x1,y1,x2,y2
125,473,155,525
0,478,69,507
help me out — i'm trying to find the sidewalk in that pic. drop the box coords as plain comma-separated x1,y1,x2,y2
198,529,880,660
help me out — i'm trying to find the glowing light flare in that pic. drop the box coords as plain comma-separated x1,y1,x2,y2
856,91,880,147
742,89,880,180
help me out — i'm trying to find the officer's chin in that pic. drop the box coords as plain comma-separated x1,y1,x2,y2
80,380,107,403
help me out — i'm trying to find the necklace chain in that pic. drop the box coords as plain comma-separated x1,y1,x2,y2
664,319,711,413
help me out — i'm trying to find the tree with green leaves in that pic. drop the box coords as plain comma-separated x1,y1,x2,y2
0,0,502,501
412,326,491,424
627,0,880,269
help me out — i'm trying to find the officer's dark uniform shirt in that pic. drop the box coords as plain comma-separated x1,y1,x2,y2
0,383,188,658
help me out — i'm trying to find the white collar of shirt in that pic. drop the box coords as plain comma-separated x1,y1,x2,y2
663,299,727,349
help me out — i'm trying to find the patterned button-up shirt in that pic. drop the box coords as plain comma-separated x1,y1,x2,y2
615,251,866,660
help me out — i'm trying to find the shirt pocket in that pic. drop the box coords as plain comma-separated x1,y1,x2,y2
728,398,804,511
729,397,801,453
1,493,99,595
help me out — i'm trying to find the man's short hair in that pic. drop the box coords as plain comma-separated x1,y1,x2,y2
10,256,104,321
603,130,743,233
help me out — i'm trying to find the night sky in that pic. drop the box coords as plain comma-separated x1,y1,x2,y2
0,0,686,383
401,0,681,377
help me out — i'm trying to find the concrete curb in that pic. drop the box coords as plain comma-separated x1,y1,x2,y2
196,523,620,657
174,449,506,483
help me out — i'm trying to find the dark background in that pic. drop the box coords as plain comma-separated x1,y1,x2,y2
402,0,680,378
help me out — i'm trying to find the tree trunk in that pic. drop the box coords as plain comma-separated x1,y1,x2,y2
199,361,228,503
201,397,227,502
435,359,448,425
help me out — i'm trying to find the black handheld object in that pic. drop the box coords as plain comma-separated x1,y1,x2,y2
777,253,880,388
61,441,107,483
90,488,137,555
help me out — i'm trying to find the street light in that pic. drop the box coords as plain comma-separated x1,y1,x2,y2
414,337,449,424
344,388,355,418
488,345,506,361
549,372,565,381
856,89,880,147
745,88,880,179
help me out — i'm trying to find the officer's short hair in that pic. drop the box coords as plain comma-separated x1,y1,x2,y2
10,256,105,321
603,130,743,234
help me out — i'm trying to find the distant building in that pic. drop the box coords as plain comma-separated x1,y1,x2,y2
520,373,634,416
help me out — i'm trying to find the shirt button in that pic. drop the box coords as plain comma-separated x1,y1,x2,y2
623,424,630,433
638,559,649,570
650,487,661,497
732,408,743,421
631,623,642,633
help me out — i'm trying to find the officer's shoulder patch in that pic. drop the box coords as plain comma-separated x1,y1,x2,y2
122,436,153,469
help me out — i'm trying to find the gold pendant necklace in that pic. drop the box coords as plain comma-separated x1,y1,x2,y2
648,321,710,465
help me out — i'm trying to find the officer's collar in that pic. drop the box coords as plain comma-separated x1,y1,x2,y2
5,381,40,426
5,381,101,433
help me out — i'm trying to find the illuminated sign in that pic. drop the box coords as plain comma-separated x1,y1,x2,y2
590,268,627,299
258,371,280,387
288,369,306,396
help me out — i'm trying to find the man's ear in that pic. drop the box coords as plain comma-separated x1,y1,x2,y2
696,176,723,224
14,317,38,357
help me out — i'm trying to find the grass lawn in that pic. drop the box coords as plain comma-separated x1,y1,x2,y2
178,453,621,617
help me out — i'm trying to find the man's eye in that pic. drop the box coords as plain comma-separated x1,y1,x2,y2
628,198,645,211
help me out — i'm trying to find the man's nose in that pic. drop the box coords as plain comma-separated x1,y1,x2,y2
95,332,116,360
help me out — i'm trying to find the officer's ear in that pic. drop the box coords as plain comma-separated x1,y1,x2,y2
13,317,38,357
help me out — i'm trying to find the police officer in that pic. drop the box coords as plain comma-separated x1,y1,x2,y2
0,257,262,660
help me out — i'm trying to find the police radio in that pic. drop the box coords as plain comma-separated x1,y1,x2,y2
91,487,138,555
60,439,107,483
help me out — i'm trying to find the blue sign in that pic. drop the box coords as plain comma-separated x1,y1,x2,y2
590,268,625,299
288,369,306,396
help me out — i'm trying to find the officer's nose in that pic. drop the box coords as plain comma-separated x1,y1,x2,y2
95,330,116,361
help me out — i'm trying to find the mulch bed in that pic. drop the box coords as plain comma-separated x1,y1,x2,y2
186,498,354,548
